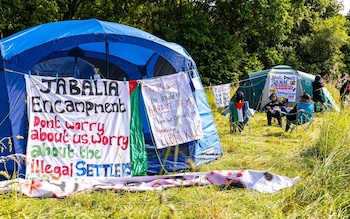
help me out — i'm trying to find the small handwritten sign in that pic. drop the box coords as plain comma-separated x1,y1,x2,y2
212,83,231,107
141,73,203,149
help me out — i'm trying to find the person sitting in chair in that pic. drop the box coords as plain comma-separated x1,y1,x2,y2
221,91,254,133
230,91,249,132
264,93,288,127
285,93,313,132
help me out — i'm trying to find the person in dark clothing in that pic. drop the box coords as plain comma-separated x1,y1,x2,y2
312,75,324,103
230,91,247,132
340,73,350,104
285,93,313,132
264,93,288,127
236,91,244,102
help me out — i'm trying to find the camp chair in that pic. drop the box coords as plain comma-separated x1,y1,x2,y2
229,101,251,134
285,102,314,132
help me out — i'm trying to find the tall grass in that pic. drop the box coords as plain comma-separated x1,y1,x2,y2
0,87,349,218
289,110,350,218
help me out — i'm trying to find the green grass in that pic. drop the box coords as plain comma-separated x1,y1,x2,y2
1,89,350,218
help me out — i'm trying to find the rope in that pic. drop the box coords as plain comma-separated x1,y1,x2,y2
2,68,27,76
238,78,266,88
0,69,27,127
203,72,268,89
3,67,270,91
0,93,26,127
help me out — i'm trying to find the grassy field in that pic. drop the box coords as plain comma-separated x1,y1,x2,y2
1,88,350,218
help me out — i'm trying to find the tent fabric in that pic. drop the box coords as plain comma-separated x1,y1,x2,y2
0,19,223,179
235,65,339,111
31,57,98,77
234,70,269,110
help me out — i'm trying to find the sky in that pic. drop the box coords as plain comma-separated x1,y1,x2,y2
340,0,350,15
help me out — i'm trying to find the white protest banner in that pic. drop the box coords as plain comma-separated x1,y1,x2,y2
269,74,297,102
141,73,203,149
212,83,231,107
25,75,131,181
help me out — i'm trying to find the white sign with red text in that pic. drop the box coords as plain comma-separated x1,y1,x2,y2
25,75,131,181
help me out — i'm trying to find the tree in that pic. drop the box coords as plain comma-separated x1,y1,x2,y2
298,16,348,75
0,0,59,38
289,0,348,75
120,0,244,85
0,0,349,83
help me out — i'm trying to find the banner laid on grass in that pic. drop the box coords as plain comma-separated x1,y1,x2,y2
25,75,131,181
212,83,231,107
0,170,300,198
141,72,203,149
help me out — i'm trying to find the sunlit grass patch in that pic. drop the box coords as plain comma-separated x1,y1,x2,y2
0,87,349,218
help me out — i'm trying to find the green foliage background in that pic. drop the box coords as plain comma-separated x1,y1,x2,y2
1,0,350,85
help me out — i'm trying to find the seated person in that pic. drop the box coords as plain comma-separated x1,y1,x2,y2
264,93,289,127
231,91,248,132
285,93,313,132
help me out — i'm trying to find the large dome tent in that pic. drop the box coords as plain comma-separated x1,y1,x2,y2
0,19,223,179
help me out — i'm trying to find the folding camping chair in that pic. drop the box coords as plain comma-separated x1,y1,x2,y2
285,102,314,132
229,101,251,134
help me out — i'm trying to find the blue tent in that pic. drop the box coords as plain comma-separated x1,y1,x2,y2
0,19,223,179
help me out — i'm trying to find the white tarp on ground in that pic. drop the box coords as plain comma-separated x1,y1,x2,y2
0,170,299,198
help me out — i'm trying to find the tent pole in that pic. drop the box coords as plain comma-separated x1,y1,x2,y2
256,91,264,111
106,41,110,78
74,56,79,78
173,144,179,172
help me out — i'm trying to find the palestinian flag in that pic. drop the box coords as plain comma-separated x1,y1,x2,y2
232,102,245,122
129,80,148,176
